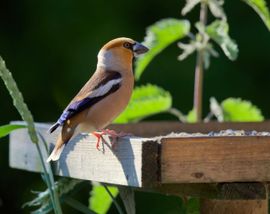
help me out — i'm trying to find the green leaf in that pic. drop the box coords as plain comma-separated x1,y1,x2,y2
209,97,224,122
206,20,238,60
24,178,83,213
186,197,200,214
65,197,95,214
0,56,38,144
181,0,201,15
114,84,172,123
208,0,227,20
243,0,270,31
221,98,264,122
89,184,119,214
0,124,26,138
135,18,190,80
32,203,53,214
186,109,197,123
1,56,63,213
177,42,197,61
178,23,219,67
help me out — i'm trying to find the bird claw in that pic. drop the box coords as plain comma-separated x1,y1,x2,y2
92,132,103,150
92,129,132,149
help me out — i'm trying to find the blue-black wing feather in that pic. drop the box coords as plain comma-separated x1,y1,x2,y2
48,70,121,133
58,83,120,125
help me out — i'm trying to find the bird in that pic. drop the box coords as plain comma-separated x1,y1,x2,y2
46,37,149,162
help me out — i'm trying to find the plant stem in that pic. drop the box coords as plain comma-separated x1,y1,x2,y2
0,57,62,214
0,57,38,143
193,52,203,122
65,197,95,214
35,143,59,213
103,184,124,214
38,133,63,214
193,1,208,122
167,108,186,122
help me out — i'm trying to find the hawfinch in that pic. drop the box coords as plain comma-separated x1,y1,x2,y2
47,37,148,162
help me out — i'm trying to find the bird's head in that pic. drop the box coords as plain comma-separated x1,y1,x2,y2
97,37,148,72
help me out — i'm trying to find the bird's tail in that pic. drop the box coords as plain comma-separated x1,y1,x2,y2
47,134,67,162
46,144,65,162
47,123,76,162
48,122,60,133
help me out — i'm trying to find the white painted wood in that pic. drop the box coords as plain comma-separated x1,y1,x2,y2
9,122,155,187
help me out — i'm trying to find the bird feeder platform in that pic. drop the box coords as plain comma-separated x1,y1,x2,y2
9,121,270,213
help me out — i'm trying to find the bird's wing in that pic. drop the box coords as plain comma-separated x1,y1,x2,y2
49,70,122,133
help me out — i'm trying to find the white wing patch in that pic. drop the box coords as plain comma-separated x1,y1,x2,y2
90,78,122,98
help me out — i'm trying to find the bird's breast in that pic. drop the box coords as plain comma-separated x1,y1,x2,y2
85,74,134,130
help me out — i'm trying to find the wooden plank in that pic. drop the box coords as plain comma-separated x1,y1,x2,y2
161,136,270,183
150,183,267,199
9,122,159,187
200,199,268,214
108,121,270,137
9,121,270,199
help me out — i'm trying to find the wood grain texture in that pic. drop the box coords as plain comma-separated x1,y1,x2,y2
109,121,270,137
9,121,270,199
9,122,159,187
161,136,270,183
119,186,135,214
150,183,267,199
200,199,268,214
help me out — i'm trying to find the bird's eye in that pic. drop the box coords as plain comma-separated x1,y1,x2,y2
123,42,132,50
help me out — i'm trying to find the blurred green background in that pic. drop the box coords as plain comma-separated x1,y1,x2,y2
0,0,269,213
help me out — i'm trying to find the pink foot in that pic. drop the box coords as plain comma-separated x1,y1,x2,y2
92,131,103,150
92,129,132,149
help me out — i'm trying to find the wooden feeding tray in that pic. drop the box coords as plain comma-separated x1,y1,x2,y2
9,121,270,201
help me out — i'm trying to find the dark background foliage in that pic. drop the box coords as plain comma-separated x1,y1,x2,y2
0,0,269,213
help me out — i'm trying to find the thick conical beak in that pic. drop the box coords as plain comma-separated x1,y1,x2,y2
133,42,149,56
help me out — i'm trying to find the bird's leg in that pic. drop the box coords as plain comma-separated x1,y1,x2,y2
92,129,132,149
101,129,132,147
92,131,104,150
102,129,132,137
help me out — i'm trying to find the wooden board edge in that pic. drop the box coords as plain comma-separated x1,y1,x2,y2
141,182,267,199
141,140,160,187
160,136,270,183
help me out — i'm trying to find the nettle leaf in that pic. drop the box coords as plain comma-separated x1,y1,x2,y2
89,184,119,214
221,98,264,122
135,18,190,80
177,42,197,61
0,124,26,138
186,109,197,123
181,0,201,15
243,0,270,31
178,23,219,68
208,0,227,20
210,97,224,122
24,178,83,214
114,84,172,123
206,20,238,60
202,43,219,69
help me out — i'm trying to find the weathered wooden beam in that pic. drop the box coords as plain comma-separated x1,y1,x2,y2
200,199,268,214
161,136,270,183
9,122,159,187
9,121,270,199
151,182,267,200
108,121,270,137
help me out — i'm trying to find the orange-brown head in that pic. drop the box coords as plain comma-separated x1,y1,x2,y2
97,37,148,72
